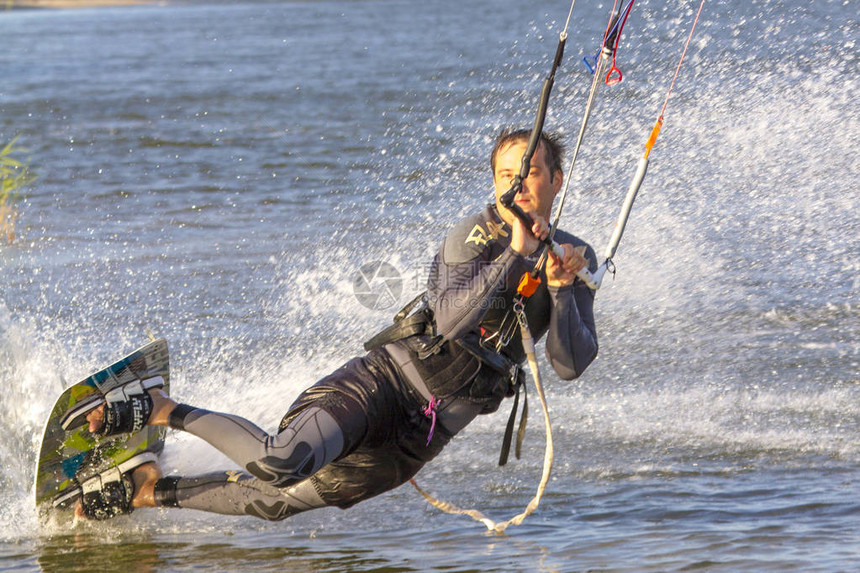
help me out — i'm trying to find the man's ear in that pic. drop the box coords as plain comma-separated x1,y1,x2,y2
552,170,563,195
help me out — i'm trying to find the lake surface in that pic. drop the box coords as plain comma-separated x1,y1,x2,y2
1,0,857,571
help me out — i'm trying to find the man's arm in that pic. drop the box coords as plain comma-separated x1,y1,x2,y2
544,282,598,379
429,209,551,341
429,240,524,341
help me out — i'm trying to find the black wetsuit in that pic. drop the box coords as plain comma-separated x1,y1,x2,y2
154,205,598,520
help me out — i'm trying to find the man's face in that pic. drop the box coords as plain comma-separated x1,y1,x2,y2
493,140,562,226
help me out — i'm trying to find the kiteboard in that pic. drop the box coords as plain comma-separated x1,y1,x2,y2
34,338,170,518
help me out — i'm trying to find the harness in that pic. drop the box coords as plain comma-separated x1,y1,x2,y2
364,292,528,461
363,293,434,355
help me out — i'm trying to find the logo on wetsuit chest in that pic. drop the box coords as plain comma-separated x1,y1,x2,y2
466,221,508,247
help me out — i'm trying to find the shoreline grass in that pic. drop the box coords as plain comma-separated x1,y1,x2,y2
3,0,157,9
1,138,36,244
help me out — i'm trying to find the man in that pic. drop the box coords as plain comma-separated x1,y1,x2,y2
80,128,599,521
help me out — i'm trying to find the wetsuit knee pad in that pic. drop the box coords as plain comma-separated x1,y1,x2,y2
246,407,345,488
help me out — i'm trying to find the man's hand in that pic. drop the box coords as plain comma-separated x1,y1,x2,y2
510,214,549,256
546,244,588,287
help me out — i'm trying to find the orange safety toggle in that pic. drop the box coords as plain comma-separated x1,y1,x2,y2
517,272,542,298
643,117,663,159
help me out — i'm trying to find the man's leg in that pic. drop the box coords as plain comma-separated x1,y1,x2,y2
166,400,346,488
153,470,327,520
120,463,327,521
89,389,349,489
83,353,394,519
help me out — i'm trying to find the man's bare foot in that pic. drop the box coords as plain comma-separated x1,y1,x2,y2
130,461,162,508
86,405,105,434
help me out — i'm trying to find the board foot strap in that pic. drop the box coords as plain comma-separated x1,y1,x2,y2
60,375,165,432
52,451,158,510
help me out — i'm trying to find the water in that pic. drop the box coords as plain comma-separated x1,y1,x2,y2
1,0,857,570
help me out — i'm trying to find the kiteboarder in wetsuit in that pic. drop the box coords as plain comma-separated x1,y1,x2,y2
79,128,599,521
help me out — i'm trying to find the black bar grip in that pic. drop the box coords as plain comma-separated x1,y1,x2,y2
499,36,566,207
498,36,566,243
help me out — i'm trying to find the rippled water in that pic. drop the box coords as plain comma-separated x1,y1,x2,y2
1,0,858,571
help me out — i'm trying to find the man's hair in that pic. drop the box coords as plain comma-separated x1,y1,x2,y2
490,128,565,180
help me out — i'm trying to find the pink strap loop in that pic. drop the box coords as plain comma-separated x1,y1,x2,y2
423,396,438,446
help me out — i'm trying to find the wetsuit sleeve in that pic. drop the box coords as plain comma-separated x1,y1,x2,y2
431,245,524,341
544,281,598,380
428,218,526,341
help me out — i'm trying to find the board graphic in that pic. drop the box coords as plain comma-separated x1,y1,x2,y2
34,338,170,516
